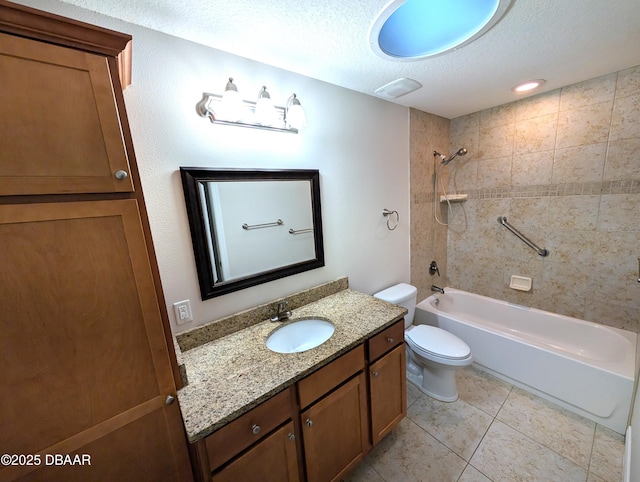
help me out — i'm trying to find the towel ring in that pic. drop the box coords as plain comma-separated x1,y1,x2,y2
382,208,399,230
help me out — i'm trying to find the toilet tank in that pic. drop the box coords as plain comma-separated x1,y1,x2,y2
373,283,418,328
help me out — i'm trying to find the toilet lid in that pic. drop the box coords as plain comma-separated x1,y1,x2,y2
405,325,471,360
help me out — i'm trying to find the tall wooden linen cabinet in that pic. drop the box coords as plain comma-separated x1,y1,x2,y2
0,2,193,481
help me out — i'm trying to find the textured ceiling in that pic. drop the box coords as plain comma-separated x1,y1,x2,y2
58,0,640,119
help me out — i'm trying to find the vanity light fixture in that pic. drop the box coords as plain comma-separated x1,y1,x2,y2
195,78,307,134
512,79,546,93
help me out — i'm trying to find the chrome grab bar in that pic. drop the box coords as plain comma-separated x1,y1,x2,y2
289,228,313,235
242,219,284,230
497,216,549,257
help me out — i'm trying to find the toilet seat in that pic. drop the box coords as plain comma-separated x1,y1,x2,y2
405,325,471,361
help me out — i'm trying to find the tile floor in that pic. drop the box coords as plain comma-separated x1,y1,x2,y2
346,365,625,482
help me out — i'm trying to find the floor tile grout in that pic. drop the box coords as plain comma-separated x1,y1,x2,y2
346,366,624,482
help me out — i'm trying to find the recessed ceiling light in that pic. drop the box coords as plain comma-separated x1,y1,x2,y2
370,0,512,61
512,79,546,92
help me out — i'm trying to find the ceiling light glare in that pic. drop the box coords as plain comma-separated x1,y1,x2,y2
370,0,512,61
512,79,546,93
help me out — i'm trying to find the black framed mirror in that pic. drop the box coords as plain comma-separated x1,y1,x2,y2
180,168,324,299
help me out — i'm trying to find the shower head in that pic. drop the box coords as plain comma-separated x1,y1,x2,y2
433,147,468,165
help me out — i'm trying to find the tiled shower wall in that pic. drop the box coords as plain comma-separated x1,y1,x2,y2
444,65,640,333
409,109,450,303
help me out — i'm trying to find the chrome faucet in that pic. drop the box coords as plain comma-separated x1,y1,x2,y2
270,300,292,322
431,285,445,294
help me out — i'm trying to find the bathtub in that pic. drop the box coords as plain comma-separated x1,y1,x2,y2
414,287,638,434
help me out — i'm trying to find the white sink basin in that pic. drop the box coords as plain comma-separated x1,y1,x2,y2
266,318,335,354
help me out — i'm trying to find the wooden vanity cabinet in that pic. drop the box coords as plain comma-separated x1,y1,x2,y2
0,3,191,481
205,388,295,473
195,322,406,482
367,320,407,445
197,387,299,482
298,346,369,482
211,422,299,482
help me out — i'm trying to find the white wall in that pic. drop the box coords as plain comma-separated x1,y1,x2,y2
18,0,411,333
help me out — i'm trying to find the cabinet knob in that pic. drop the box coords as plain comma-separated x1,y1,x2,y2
252,424,261,435
305,419,313,428
165,395,175,405
114,170,129,180
372,371,379,378
288,433,295,442
387,337,394,344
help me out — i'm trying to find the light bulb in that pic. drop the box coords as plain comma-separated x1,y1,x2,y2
286,94,307,131
254,86,277,126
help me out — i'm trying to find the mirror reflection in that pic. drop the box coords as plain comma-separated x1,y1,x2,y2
180,168,324,299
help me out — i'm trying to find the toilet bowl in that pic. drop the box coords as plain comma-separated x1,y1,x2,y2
374,283,472,402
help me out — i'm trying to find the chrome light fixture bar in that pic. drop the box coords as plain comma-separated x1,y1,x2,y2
196,78,307,134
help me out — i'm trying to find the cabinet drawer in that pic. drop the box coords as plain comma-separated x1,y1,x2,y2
205,387,293,471
298,345,364,409
368,319,404,362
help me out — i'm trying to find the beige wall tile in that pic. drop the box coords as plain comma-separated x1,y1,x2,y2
478,124,514,160
451,111,479,138
512,150,554,186
410,109,450,300
448,159,478,191
556,101,613,148
605,137,640,179
610,92,640,141
476,156,512,189
515,113,558,154
560,73,617,111
548,195,600,231
598,193,640,231
615,65,640,98
516,89,561,121
552,143,607,183
480,103,516,129
424,66,640,333
584,298,640,332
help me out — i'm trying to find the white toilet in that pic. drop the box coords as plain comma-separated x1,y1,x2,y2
374,283,472,402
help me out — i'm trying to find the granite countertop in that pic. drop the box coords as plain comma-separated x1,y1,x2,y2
177,288,407,443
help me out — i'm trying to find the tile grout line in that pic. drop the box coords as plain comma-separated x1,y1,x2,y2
461,384,515,481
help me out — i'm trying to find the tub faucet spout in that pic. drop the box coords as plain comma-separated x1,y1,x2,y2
431,285,445,294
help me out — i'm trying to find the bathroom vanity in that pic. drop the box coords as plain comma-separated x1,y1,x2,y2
175,285,407,482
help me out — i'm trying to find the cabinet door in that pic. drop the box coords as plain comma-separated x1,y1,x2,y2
0,200,191,481
0,32,133,195
370,344,407,445
211,422,299,482
301,374,369,482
